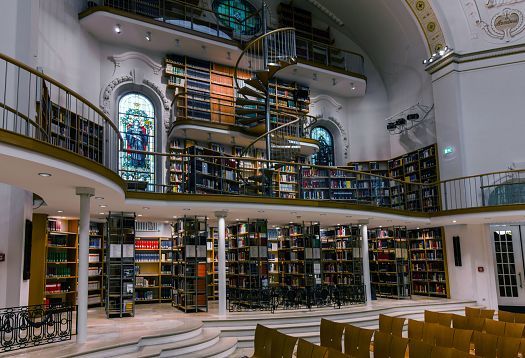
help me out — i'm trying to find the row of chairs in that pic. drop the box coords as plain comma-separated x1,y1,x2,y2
465,306,525,324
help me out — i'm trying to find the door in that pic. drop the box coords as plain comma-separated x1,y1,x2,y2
491,225,525,307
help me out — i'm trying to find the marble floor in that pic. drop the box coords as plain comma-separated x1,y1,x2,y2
1,297,466,357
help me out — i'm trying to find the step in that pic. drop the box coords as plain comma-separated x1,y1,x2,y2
244,78,267,93
134,328,221,357
236,97,265,106
238,86,265,99
176,337,238,358
236,108,266,116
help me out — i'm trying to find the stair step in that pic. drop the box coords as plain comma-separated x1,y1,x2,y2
176,337,238,358
236,97,265,106
237,116,264,125
238,86,265,99
135,328,221,358
255,63,281,85
236,108,266,115
245,78,267,93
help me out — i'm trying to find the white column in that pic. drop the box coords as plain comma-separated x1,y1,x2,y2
360,222,372,305
214,211,228,317
76,187,94,344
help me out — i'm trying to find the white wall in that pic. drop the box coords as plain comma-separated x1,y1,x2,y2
444,224,498,308
0,183,32,308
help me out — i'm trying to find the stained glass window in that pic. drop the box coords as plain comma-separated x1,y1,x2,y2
118,93,155,187
213,0,261,36
311,126,335,166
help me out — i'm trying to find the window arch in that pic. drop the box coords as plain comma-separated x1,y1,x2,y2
118,93,156,186
311,126,335,166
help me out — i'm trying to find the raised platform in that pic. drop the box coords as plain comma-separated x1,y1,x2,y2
1,298,477,357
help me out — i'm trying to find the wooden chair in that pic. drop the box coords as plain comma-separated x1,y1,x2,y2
408,340,433,358
465,307,481,317
408,319,424,341
504,322,525,338
379,314,405,337
483,318,505,336
422,322,440,345
343,324,374,358
270,329,298,358
297,338,328,358
519,338,525,357
324,347,351,358
450,347,481,358
425,310,452,327
466,317,485,332
374,331,408,358
435,325,455,348
451,328,473,352
320,318,345,352
451,314,469,330
498,336,521,358
515,313,525,324
252,324,273,358
480,309,495,319
430,345,454,358
472,331,498,358
498,310,515,323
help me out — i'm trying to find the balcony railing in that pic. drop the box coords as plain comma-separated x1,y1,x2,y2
0,52,122,173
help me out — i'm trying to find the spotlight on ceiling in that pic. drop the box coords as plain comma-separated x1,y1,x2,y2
114,24,121,34
145,31,151,41
38,172,52,177
423,46,453,65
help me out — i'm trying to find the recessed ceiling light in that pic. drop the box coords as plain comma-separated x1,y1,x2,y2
379,225,382,228
38,172,52,177
164,221,169,223
99,212,105,215
95,197,104,200
289,221,294,224
137,214,143,217
99,205,107,208
57,210,63,213
236,218,240,221
143,207,150,210
313,222,319,225
114,24,121,34
337,223,340,226
145,31,151,41
172,215,177,218
416,227,420,230
452,220,457,223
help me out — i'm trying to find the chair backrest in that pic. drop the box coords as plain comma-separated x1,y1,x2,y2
430,345,454,358
379,314,406,337
516,313,525,324
519,337,525,357
472,331,499,358
422,322,440,345
466,316,485,332
480,309,495,319
389,334,409,358
465,307,481,317
298,338,328,358
324,347,350,358
504,322,525,338
408,319,424,341
483,318,505,336
270,330,298,358
452,328,473,352
373,331,392,358
498,310,515,323
450,347,480,358
344,324,374,358
408,340,433,358
435,325,455,348
425,310,440,323
320,318,345,352
253,324,272,357
451,314,468,330
425,310,452,327
498,336,521,358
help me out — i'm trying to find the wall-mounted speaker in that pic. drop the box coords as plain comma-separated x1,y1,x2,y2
453,236,462,267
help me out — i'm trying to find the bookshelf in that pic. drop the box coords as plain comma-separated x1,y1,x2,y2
369,227,411,299
168,138,186,193
227,219,269,309
134,236,173,303
408,227,448,297
38,84,104,163
320,225,362,289
275,164,300,199
45,219,78,306
268,227,280,287
172,216,208,313
105,212,135,318
207,227,219,300
304,223,322,288
278,223,307,288
88,222,104,307
277,2,332,44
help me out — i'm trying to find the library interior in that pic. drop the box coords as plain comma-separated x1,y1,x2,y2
1,0,525,357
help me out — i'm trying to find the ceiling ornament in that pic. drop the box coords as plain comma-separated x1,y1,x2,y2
310,94,343,113
461,0,525,42
109,52,163,75
404,0,447,53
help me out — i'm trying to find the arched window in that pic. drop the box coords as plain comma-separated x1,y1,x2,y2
311,126,335,166
212,0,262,36
118,93,156,186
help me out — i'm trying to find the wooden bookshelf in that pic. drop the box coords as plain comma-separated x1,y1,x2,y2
105,212,135,318
134,236,173,303
278,223,307,288
172,216,208,313
45,219,78,306
369,227,411,299
88,222,104,307
227,219,269,309
207,227,219,300
408,227,448,297
268,227,280,287
277,2,332,44
304,223,322,288
275,164,300,199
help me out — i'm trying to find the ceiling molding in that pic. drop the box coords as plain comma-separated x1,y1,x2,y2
404,0,447,53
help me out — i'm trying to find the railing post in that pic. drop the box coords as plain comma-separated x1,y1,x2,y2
480,176,486,206
443,182,448,211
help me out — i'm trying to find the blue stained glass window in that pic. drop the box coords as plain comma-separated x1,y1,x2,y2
213,0,261,36
311,126,335,166
118,93,155,186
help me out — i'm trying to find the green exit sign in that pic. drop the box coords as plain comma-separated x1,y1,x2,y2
443,146,454,155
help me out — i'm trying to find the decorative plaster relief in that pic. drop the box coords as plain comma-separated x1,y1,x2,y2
460,0,525,42
310,95,342,112
109,52,163,75
405,0,447,53
100,74,134,116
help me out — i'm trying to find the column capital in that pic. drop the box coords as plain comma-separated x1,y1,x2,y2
75,187,95,197
214,210,228,219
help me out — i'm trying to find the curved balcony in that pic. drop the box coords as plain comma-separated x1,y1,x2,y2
0,52,524,217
